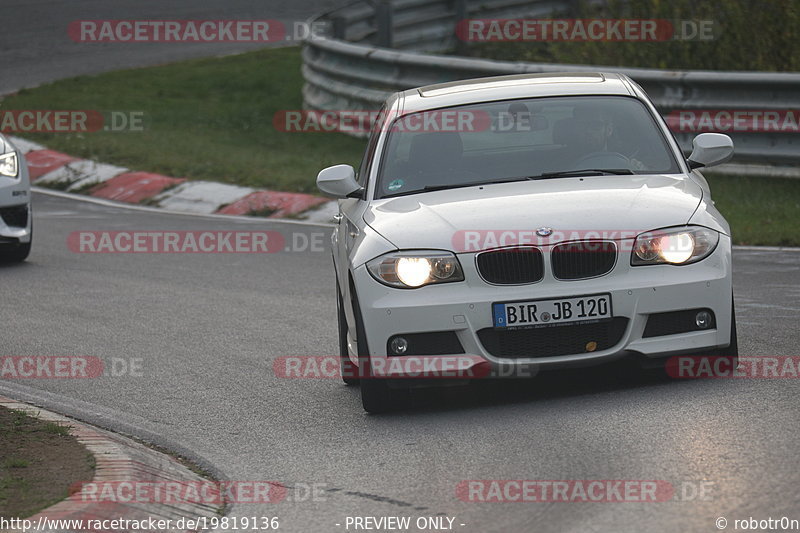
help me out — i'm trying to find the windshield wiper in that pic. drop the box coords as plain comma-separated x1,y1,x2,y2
398,170,630,196
422,176,532,192
533,168,635,179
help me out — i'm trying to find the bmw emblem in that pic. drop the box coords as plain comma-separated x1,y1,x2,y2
536,227,553,237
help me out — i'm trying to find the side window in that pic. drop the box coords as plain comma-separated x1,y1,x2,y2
356,105,387,187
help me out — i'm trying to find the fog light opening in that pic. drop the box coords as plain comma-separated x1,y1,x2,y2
389,337,409,355
695,311,712,329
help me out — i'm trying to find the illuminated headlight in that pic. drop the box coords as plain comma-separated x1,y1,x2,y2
367,251,465,288
631,226,719,266
0,151,18,178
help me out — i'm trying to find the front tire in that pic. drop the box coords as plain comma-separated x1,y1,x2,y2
1,218,32,264
0,240,31,263
351,283,407,413
337,281,359,385
717,299,739,365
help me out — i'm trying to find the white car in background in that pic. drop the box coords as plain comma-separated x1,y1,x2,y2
318,72,738,413
0,134,32,262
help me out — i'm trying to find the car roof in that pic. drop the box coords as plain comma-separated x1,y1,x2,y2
393,72,638,115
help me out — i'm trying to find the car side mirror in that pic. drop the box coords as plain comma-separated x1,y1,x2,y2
316,164,363,198
687,133,734,169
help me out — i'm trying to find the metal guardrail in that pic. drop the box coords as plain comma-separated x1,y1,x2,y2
303,0,800,166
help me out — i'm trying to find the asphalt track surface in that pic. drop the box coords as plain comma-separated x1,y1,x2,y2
2,1,800,531
1,192,799,532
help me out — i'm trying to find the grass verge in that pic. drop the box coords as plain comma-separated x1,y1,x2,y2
0,407,95,518
705,174,800,247
0,46,365,194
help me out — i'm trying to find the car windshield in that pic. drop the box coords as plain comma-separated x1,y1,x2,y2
375,95,681,198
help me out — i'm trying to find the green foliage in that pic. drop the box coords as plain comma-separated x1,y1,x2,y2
468,0,800,71
705,173,800,246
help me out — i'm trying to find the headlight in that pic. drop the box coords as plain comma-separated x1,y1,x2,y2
0,151,18,178
631,226,719,266
367,251,465,288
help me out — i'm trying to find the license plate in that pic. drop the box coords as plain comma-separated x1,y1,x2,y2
493,293,612,329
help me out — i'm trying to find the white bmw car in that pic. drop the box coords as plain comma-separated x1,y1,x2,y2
0,134,32,263
318,72,737,413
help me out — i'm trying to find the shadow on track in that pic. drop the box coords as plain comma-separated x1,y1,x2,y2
350,358,686,416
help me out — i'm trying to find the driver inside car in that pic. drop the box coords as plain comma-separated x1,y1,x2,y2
573,106,647,170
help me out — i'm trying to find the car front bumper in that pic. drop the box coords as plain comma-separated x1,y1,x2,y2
351,235,733,378
0,151,32,243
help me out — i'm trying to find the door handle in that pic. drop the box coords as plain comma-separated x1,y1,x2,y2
333,213,343,222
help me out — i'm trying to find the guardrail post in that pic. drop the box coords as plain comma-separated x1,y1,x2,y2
331,15,347,40
375,0,394,48
454,0,468,55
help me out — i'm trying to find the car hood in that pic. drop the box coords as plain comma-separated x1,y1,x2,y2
364,174,704,252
